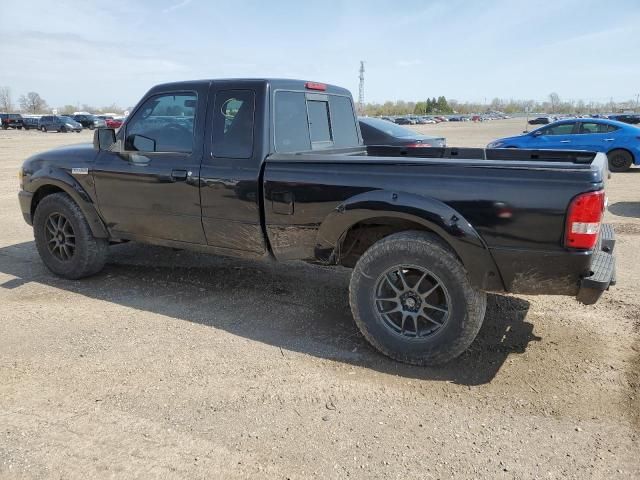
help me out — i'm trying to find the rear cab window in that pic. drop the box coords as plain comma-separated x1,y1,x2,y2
274,89,360,153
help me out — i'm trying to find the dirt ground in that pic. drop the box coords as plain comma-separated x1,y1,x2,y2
0,122,638,479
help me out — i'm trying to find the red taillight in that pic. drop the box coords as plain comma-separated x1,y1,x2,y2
565,190,605,249
406,142,432,148
305,81,327,91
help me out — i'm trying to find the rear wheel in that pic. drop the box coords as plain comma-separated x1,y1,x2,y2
59,125,66,133
33,193,108,279
349,231,487,365
608,149,632,172
41,126,47,132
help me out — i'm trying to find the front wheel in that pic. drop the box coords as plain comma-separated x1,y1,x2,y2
349,231,486,365
41,126,47,132
608,149,633,173
33,193,108,279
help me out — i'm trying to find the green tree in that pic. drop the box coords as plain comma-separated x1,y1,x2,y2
436,96,452,114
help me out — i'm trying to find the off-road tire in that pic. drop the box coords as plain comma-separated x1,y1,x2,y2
608,149,632,173
349,231,486,365
33,193,108,279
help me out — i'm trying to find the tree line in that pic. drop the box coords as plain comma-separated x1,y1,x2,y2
0,86,127,115
362,92,639,116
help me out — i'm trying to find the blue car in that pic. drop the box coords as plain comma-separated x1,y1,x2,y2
487,118,640,172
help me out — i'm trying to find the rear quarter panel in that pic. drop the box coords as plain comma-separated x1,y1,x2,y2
263,157,603,294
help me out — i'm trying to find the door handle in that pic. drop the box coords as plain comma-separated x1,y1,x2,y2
560,140,571,143
171,169,188,181
604,138,615,142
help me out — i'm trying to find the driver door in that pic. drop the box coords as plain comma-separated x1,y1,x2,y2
93,85,208,244
532,121,577,149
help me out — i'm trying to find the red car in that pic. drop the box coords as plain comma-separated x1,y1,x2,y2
105,117,124,128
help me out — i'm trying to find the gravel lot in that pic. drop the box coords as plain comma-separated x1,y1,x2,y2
1,121,638,479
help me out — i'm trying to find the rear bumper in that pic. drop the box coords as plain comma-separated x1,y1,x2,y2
490,223,616,302
576,224,616,305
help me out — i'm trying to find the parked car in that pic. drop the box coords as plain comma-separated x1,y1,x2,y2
394,117,414,125
71,114,106,129
18,78,615,366
487,118,640,172
22,117,41,130
528,116,553,125
0,113,24,129
359,117,446,148
418,116,437,124
38,115,83,133
105,117,124,129
609,114,640,125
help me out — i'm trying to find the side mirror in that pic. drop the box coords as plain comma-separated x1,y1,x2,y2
532,130,543,137
130,134,156,152
93,128,116,150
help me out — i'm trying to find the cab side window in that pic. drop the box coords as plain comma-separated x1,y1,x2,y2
125,93,197,153
212,90,255,159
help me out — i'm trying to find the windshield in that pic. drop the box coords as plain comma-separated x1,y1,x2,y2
359,117,417,138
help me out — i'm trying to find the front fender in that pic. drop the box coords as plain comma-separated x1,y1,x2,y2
315,190,504,291
25,168,109,238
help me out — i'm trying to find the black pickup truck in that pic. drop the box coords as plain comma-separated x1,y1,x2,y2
17,79,616,365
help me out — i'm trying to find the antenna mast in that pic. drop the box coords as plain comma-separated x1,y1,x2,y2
358,61,365,114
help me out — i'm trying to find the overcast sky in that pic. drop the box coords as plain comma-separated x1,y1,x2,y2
1,0,639,109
